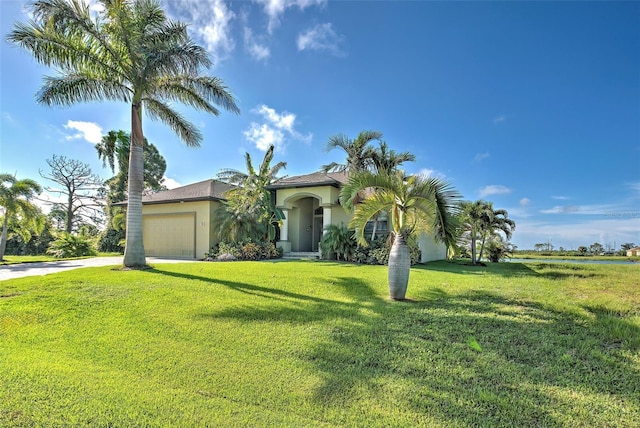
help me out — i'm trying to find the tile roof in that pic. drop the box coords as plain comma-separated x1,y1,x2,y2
267,171,349,190
115,179,235,205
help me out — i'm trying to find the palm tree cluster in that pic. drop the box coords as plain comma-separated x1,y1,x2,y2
8,0,239,267
327,130,461,300
458,200,516,264
214,145,286,243
0,174,44,261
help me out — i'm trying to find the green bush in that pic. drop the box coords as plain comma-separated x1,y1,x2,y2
351,235,421,265
47,232,97,258
208,241,281,261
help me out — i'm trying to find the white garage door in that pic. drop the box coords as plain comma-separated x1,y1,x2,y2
143,213,195,258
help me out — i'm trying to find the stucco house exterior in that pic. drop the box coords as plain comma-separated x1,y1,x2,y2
626,247,640,257
116,179,234,259
121,171,447,262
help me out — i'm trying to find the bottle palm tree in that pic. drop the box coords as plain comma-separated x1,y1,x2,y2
320,130,383,173
8,0,239,267
0,174,43,261
341,170,460,300
367,141,416,239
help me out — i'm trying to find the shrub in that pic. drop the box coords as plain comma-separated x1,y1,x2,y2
351,235,421,265
321,224,356,261
207,241,281,261
47,232,97,258
242,242,261,260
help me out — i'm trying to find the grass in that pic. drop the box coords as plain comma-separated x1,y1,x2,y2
1,260,638,427
513,252,640,262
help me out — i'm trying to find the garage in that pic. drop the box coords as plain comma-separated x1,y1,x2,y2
142,212,196,258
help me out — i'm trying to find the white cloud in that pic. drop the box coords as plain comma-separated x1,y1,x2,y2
1,112,16,124
162,176,182,189
493,115,506,124
257,0,326,33
244,27,270,61
519,198,531,207
63,120,103,144
417,168,446,180
243,104,311,152
479,184,511,198
473,152,490,162
540,203,635,216
297,23,345,56
164,0,235,62
244,123,285,151
513,217,640,250
552,195,570,200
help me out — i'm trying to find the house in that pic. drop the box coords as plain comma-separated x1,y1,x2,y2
119,172,447,262
116,179,235,259
627,247,640,257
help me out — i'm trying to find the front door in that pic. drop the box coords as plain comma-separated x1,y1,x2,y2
313,216,323,252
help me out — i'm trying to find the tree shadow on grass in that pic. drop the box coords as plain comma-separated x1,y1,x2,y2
148,266,639,426
419,260,604,280
304,286,640,426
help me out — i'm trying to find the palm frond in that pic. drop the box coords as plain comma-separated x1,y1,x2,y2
37,74,131,106
144,98,202,147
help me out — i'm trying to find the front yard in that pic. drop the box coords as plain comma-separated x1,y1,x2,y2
1,260,638,426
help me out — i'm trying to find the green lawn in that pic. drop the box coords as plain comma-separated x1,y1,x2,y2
1,260,638,427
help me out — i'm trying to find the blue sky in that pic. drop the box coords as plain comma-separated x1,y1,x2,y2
1,0,639,250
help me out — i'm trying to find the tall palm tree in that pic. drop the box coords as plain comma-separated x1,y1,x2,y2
320,130,383,173
0,174,43,261
341,170,460,300
8,0,239,267
216,145,287,242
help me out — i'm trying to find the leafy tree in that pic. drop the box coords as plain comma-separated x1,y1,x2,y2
589,242,604,255
321,131,383,173
620,243,636,251
40,155,104,233
0,174,44,261
578,246,588,255
96,130,167,204
534,243,545,252
9,0,239,267
341,170,460,300
96,130,167,253
215,144,286,243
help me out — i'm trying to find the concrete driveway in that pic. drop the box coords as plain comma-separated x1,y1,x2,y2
0,257,196,281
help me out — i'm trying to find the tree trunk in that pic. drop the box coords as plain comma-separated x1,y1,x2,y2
0,214,9,261
470,232,477,265
123,102,147,267
388,232,410,300
66,191,73,233
477,235,487,263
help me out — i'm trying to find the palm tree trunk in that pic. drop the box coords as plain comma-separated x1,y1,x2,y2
0,214,9,261
478,235,487,263
470,233,477,265
388,232,410,300
123,103,147,267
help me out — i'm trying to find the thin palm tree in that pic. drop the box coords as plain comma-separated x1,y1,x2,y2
8,0,239,267
320,130,383,173
341,170,461,300
0,174,43,261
